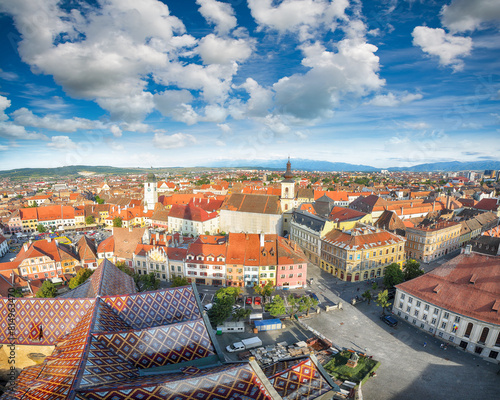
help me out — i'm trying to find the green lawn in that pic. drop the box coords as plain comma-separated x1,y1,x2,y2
323,350,379,382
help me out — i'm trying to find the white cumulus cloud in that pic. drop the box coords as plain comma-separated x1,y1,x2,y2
441,0,500,33
196,0,237,35
197,34,254,65
47,135,77,149
152,132,197,149
12,108,102,132
412,26,472,71
248,0,348,40
366,92,422,107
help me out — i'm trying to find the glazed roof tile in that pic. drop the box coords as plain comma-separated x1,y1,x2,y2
267,357,332,400
77,363,270,400
103,286,201,330
93,318,215,369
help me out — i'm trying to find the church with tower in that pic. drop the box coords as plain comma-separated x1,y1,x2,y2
281,158,297,236
281,157,296,212
143,171,158,212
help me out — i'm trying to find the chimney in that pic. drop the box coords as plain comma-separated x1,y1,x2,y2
156,232,160,241
23,243,28,252
129,226,133,233
464,244,472,255
433,201,435,212
260,233,264,248
47,237,52,243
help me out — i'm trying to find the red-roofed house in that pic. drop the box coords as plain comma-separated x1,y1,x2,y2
186,236,227,286
7,238,80,280
168,204,220,236
394,251,500,362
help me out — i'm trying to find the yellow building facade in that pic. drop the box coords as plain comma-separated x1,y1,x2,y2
320,224,406,282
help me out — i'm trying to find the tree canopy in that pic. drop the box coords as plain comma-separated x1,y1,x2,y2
253,281,275,302
232,308,251,322
69,268,94,289
170,276,189,287
383,263,405,288
404,259,424,281
375,290,391,315
265,295,286,317
85,215,95,225
113,217,122,227
37,224,46,233
215,286,242,301
36,280,57,298
208,294,234,327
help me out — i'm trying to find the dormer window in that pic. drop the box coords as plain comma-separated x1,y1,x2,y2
197,255,204,261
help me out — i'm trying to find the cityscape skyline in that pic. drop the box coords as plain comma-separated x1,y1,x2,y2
0,0,499,169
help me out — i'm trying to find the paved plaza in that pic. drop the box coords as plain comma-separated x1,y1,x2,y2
304,262,499,400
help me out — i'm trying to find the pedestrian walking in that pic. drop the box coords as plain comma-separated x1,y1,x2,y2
423,342,427,347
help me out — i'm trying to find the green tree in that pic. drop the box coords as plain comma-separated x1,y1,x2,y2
300,296,319,316
265,295,286,317
383,263,404,289
375,290,391,315
116,261,134,276
36,280,57,298
136,272,160,292
361,290,373,305
85,215,95,225
10,288,24,298
196,177,210,186
253,281,275,303
288,295,306,317
37,224,46,233
233,308,251,321
208,294,234,327
113,217,122,227
94,195,104,204
171,276,189,287
69,268,94,289
403,259,424,281
215,286,242,302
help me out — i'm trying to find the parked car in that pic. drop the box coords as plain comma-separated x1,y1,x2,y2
309,293,319,302
254,297,262,305
380,314,398,327
245,297,252,305
203,303,213,312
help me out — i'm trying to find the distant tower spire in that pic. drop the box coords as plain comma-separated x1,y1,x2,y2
283,157,293,180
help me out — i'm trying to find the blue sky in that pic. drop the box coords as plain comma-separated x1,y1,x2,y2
0,0,499,170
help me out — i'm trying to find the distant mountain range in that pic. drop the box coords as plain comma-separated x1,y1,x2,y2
1,160,499,178
205,159,500,172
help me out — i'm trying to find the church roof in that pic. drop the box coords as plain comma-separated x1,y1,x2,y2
0,260,337,400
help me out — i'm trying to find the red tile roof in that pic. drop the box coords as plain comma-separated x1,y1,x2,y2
396,252,500,325
168,204,218,222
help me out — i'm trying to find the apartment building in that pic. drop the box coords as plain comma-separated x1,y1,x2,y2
320,224,406,282
406,221,462,263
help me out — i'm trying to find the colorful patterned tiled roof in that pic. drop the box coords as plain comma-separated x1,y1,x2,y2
78,336,139,388
77,363,271,400
103,286,201,329
58,259,136,299
93,318,215,369
0,258,336,400
0,298,95,345
267,358,332,400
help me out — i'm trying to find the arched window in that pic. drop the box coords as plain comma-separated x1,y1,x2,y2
464,322,473,338
479,327,489,344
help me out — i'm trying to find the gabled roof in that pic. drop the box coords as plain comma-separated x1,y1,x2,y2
474,198,499,211
221,193,281,215
168,203,218,222
396,252,500,325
